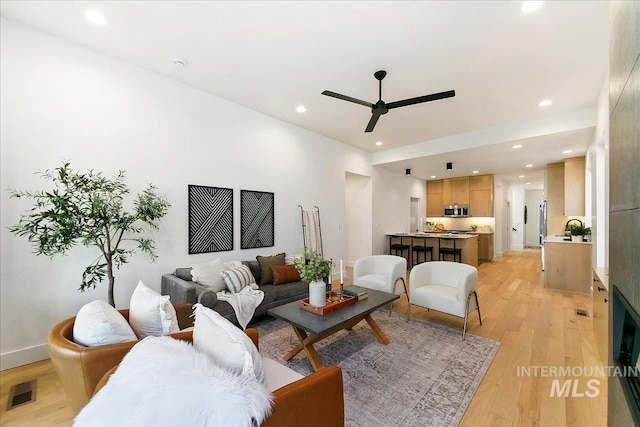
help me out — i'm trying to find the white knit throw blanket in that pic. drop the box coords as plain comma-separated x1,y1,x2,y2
303,209,322,255
216,283,265,329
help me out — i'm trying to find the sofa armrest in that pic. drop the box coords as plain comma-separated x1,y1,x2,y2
263,366,344,427
161,274,197,304
197,288,218,308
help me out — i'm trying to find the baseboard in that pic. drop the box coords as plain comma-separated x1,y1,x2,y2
511,244,524,250
1,343,49,371
496,251,505,257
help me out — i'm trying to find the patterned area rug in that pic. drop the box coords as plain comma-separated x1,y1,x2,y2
253,311,500,427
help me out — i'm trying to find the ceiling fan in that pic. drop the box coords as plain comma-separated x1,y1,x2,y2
322,70,455,133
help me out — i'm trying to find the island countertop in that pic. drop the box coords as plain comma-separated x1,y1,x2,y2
386,232,478,239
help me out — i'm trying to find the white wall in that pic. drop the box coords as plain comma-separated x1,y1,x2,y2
371,166,426,257
586,78,609,268
0,19,373,369
344,172,372,267
510,186,525,250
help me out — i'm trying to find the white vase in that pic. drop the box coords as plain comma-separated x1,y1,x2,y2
571,235,583,242
309,280,326,308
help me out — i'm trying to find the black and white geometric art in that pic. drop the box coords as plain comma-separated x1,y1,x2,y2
241,190,274,249
188,185,233,254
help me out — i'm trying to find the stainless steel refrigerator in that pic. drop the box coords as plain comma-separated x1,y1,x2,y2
539,200,547,270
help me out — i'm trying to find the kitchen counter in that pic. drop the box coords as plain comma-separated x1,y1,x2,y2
544,240,592,293
544,235,591,244
387,232,478,267
387,232,477,239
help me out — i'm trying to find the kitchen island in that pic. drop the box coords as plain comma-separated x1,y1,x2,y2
543,236,592,294
387,232,478,267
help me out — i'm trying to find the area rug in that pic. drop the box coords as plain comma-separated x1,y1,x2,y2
253,311,500,427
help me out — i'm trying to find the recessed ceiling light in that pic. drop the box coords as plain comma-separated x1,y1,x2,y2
521,1,543,13
472,170,479,174
375,141,383,146
519,175,525,178
512,144,523,149
430,175,436,179
296,105,306,113
173,57,186,67
538,99,553,107
85,9,108,26
563,149,573,154
526,182,531,185
525,164,533,168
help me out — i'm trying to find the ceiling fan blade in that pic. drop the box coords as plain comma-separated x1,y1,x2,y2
365,112,382,133
386,90,455,110
322,90,374,108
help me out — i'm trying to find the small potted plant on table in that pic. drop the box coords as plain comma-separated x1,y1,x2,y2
569,224,591,242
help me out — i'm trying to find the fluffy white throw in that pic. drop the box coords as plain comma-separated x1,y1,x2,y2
74,336,272,427
216,283,265,329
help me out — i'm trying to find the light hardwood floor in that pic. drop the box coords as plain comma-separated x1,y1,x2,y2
0,249,606,426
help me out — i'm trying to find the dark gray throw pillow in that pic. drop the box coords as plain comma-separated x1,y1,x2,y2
175,268,193,282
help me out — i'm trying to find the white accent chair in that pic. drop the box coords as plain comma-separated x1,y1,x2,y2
352,255,407,315
408,261,482,340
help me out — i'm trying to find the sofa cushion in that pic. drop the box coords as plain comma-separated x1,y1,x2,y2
256,253,285,285
73,300,137,347
129,281,180,339
192,304,266,386
74,336,272,427
222,265,256,293
261,356,304,392
261,281,308,303
271,264,302,285
191,258,227,292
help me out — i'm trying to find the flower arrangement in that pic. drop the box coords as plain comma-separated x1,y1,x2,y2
294,250,331,282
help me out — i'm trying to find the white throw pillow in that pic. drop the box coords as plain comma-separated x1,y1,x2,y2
191,258,227,292
73,300,137,347
74,336,272,427
129,281,180,339
221,265,256,293
192,304,266,386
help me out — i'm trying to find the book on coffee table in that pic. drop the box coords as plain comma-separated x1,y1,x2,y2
343,286,369,300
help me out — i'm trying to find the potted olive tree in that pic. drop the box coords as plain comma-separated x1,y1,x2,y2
8,161,171,307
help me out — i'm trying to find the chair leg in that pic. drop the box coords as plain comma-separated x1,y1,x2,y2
473,290,482,325
406,303,411,322
392,277,408,317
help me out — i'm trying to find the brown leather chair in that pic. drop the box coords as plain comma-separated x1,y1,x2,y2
48,303,344,426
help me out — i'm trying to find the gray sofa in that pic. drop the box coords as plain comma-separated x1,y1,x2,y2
161,259,312,325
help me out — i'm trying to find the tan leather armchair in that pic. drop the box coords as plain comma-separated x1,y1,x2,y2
48,304,344,426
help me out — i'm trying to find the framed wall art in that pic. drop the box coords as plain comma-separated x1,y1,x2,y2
241,190,274,249
188,185,233,254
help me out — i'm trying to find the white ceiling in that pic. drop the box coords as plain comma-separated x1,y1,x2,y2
0,1,609,186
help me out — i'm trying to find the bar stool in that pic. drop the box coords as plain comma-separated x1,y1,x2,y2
389,235,410,265
439,237,462,263
411,236,433,266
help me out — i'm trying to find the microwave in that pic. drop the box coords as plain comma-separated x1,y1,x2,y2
443,205,470,217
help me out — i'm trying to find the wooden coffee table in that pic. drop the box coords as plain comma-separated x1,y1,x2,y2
267,288,399,371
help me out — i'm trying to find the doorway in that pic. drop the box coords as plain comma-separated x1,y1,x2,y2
410,197,420,232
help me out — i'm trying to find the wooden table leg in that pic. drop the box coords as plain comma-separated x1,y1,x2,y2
365,314,390,345
285,325,325,372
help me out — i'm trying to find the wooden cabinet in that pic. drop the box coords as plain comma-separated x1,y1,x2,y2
426,180,443,217
546,162,566,236
592,268,609,366
564,156,585,216
544,241,592,293
469,175,493,217
476,233,494,262
545,157,585,236
442,177,469,206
